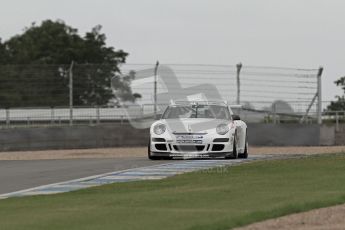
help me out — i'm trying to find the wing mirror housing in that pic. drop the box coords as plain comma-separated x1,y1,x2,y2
232,115,241,121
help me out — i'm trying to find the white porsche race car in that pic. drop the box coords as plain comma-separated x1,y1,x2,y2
148,101,248,160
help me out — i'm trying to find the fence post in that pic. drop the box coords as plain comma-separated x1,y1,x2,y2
96,106,100,125
50,107,55,124
5,109,10,128
272,103,277,124
335,112,339,132
154,61,159,120
236,63,242,105
141,104,144,118
316,66,323,125
69,61,74,126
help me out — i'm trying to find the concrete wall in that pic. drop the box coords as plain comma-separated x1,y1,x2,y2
248,124,336,146
0,125,150,151
335,124,345,145
248,124,320,146
320,124,336,146
0,123,342,152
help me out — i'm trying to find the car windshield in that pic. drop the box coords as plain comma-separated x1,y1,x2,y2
162,104,230,120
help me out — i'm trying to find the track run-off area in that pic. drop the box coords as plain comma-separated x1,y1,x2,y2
1,147,345,230
1,146,345,198
0,154,303,199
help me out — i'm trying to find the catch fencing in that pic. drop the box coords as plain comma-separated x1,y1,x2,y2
120,63,323,124
0,63,333,129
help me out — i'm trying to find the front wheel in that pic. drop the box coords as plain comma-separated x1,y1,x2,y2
226,138,237,159
148,142,159,160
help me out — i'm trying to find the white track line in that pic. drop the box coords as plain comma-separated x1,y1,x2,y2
0,154,300,199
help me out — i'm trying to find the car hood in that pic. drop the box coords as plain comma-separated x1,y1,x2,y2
162,118,229,133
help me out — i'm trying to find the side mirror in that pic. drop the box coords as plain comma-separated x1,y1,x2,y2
156,113,164,120
232,115,241,121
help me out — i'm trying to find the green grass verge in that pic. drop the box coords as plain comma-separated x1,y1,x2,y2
1,154,345,230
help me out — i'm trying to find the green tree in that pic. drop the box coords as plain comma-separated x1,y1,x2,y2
327,76,345,111
0,20,137,107
0,39,6,63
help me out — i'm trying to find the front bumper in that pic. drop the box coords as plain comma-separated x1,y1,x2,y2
150,134,235,159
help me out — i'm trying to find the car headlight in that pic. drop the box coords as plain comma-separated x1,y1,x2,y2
216,123,229,135
153,123,166,135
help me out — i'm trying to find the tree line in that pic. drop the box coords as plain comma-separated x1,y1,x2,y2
327,77,345,111
0,20,139,108
0,19,344,111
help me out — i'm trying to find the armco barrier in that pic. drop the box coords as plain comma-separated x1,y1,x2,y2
0,124,340,152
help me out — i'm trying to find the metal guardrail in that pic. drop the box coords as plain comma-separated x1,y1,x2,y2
0,106,143,128
0,104,170,128
1,103,344,129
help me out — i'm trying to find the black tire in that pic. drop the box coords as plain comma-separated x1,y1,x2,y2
148,142,159,160
238,142,248,159
226,138,237,159
238,131,248,159
161,156,173,160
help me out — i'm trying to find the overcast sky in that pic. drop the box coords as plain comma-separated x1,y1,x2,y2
0,0,344,101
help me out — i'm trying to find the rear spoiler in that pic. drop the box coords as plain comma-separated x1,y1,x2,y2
170,100,228,106
229,105,242,109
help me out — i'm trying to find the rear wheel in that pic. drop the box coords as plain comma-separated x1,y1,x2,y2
238,142,248,158
238,131,248,159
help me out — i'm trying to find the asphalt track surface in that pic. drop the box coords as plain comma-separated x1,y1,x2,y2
0,154,304,198
0,157,173,194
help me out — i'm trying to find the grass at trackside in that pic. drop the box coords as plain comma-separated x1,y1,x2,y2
1,154,345,230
